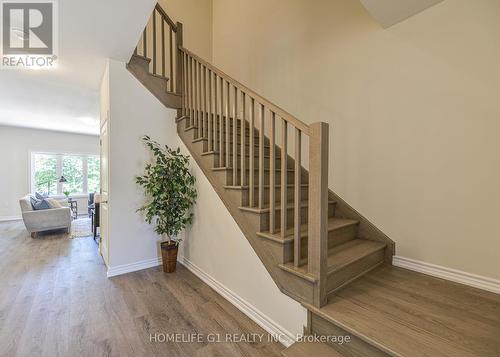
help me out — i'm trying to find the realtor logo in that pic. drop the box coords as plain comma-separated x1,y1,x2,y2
1,0,58,69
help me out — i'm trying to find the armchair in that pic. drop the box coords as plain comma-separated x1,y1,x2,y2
19,195,72,238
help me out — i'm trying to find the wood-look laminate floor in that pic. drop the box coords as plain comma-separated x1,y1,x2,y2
0,221,285,357
315,265,500,356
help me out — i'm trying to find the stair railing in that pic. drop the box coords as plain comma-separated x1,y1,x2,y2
133,4,183,95
134,4,329,307
180,47,329,306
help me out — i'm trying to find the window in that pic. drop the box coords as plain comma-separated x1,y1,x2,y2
31,152,100,196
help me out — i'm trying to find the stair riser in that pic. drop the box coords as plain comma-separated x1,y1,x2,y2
309,313,389,357
127,59,182,108
326,249,384,295
185,114,249,128
283,225,359,263
217,146,280,165
201,153,283,169
241,186,308,206
131,57,150,73
260,203,336,232
226,169,301,186
197,137,272,150
189,135,273,155
190,127,261,142
205,154,283,171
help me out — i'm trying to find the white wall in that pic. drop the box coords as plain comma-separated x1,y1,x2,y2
0,125,99,220
106,59,176,268
105,58,305,340
211,0,500,280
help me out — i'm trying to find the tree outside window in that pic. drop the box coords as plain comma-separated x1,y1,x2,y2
87,156,101,194
62,156,84,195
34,154,57,195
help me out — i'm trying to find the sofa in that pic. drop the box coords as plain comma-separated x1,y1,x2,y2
19,195,72,238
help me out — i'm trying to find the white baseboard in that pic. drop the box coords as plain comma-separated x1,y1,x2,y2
0,216,22,222
393,256,500,295
106,257,161,278
179,256,296,347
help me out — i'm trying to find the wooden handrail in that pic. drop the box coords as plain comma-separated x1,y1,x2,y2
179,46,310,135
155,4,177,31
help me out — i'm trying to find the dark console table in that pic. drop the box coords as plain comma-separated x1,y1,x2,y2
89,202,100,243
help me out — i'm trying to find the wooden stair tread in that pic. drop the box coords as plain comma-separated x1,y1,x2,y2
257,217,358,243
281,341,342,357
305,265,500,357
131,54,150,62
150,72,169,81
279,239,385,277
326,239,385,271
239,200,336,214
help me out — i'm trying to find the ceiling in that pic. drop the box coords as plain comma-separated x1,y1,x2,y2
359,0,444,28
0,0,156,135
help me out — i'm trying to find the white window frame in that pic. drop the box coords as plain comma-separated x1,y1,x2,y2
30,151,99,198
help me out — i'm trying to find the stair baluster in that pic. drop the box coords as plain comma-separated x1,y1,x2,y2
189,57,194,128
294,128,302,267
258,104,265,209
232,86,238,184
280,119,288,237
161,17,165,77
240,93,247,186
219,77,224,166
169,27,173,91
142,28,147,58
269,112,276,234
202,64,207,144
249,98,255,206
208,69,213,152
184,53,188,124
152,9,156,75
225,81,231,169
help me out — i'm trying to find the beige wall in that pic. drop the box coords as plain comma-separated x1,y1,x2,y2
159,0,213,61
211,0,500,279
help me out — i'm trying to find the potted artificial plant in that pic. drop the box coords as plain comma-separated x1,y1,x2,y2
136,136,197,273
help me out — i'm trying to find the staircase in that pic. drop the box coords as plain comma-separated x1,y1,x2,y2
125,5,500,357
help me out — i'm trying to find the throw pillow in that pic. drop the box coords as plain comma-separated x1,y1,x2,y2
46,198,62,208
30,196,52,210
35,192,48,200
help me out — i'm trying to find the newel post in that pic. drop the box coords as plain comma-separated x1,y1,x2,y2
308,121,329,307
175,22,183,96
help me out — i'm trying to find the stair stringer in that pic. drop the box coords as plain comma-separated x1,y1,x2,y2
127,55,182,109
177,118,319,305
